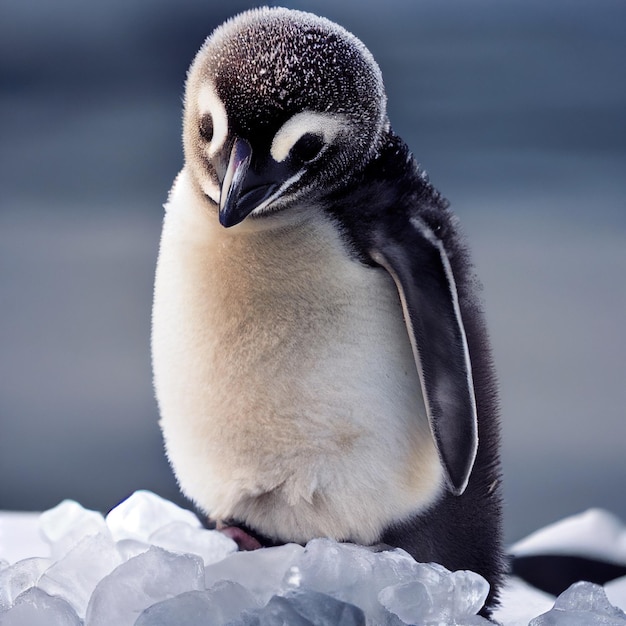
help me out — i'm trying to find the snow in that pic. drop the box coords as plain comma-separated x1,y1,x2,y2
510,508,626,564
0,513,47,565
0,490,625,625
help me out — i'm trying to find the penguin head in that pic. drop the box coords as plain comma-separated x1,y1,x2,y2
183,7,388,227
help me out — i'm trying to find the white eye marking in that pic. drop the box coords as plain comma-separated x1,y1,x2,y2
197,83,228,158
271,111,344,163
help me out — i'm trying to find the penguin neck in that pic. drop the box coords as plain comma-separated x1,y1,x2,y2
207,208,350,280
181,170,321,238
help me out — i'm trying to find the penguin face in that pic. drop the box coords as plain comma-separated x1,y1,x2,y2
183,7,388,227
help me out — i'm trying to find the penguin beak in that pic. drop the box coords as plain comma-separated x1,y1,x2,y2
219,137,283,228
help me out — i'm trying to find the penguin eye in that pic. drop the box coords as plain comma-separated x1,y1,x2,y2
199,114,214,142
290,133,325,164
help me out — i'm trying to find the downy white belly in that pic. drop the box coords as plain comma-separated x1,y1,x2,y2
152,170,443,544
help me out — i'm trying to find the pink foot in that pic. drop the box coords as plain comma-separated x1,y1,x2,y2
218,525,263,551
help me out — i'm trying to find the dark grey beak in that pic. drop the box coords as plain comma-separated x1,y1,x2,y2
218,137,283,228
219,138,253,228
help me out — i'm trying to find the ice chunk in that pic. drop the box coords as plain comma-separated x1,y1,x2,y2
283,590,366,626
285,539,422,622
204,543,304,605
291,539,424,589
404,563,489,624
378,580,432,624
553,580,624,614
116,538,151,561
530,581,626,625
379,567,492,625
84,546,204,626
0,587,80,626
286,540,491,624
149,521,237,566
37,532,122,617
0,557,52,610
231,590,366,626
1,494,510,624
447,568,491,616
135,581,260,626
105,490,201,542
39,499,109,559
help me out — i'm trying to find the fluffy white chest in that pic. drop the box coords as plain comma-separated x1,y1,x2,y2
152,171,443,544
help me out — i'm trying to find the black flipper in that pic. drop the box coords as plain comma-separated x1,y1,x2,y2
369,216,478,495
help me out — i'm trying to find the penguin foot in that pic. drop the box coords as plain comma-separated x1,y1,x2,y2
216,522,263,551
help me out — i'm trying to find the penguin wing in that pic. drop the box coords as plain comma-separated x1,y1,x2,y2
369,216,478,495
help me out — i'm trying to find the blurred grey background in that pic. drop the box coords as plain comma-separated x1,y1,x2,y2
1,0,624,545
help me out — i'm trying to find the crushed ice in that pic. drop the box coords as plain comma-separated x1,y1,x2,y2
1,490,625,625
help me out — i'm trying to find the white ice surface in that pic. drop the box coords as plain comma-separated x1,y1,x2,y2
510,508,626,564
491,577,556,626
0,512,49,564
0,491,625,625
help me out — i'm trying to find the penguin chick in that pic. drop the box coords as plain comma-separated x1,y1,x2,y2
152,7,504,611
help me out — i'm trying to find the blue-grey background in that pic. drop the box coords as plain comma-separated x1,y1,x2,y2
1,0,624,545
